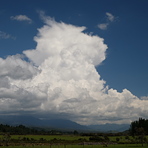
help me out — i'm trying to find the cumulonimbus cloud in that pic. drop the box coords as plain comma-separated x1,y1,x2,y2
0,15,148,125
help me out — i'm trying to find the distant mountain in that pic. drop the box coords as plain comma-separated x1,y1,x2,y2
0,115,89,131
0,115,41,126
87,123,130,132
0,115,129,132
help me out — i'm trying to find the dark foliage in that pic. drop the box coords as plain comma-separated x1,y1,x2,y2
89,135,105,142
130,118,148,135
0,124,39,135
0,124,79,135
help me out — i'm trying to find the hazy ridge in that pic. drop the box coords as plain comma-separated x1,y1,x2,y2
0,115,129,132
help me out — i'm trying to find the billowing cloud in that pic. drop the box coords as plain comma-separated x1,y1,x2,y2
10,15,32,23
0,55,39,80
1,15,148,125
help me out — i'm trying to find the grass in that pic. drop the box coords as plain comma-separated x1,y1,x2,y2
0,135,89,141
0,135,143,141
0,135,148,148
0,144,148,148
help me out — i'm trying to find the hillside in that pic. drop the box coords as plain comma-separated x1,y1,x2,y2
0,115,129,132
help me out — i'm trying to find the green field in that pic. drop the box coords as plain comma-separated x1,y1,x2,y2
0,144,148,148
0,135,135,141
9,135,89,141
0,135,148,148
0,134,89,142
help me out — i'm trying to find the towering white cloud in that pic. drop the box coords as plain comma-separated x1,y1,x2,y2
1,16,148,125
0,55,39,80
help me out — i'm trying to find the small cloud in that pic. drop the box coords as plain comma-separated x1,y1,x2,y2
140,96,148,100
10,15,32,24
98,23,108,30
98,12,116,30
106,12,115,22
0,31,15,40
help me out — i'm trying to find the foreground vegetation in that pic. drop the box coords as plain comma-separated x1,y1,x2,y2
0,134,148,147
0,144,148,148
0,118,148,147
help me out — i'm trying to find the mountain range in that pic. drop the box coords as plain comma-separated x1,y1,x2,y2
0,115,130,132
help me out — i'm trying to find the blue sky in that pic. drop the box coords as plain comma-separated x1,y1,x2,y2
0,0,148,124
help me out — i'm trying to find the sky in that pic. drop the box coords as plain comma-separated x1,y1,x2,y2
0,0,148,125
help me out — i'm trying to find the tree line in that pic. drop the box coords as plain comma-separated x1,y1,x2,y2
0,124,67,135
0,124,39,135
0,117,148,136
130,118,148,136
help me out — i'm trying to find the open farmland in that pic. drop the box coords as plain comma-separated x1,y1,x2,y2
0,135,89,141
0,144,148,148
0,134,148,147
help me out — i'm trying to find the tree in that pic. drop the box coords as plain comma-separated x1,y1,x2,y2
116,137,120,143
125,135,130,144
136,127,145,146
2,133,11,146
130,118,148,135
103,135,110,147
73,130,79,135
